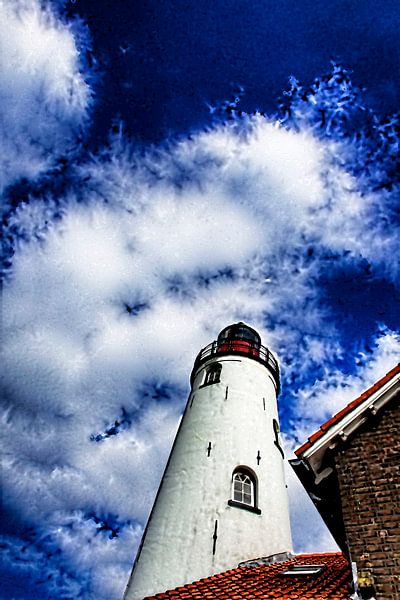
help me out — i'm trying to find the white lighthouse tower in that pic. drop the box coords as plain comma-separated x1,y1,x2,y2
124,323,292,600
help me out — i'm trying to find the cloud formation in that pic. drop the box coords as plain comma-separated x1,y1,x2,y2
1,5,399,598
0,0,90,195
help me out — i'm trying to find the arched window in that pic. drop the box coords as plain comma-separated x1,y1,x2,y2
203,363,222,386
228,468,261,514
232,471,254,505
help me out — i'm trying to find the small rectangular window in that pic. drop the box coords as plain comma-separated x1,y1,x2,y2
202,363,222,386
281,564,325,576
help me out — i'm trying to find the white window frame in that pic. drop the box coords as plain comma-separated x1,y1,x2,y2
232,471,255,506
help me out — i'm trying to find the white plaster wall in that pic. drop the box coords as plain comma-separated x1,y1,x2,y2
124,355,292,600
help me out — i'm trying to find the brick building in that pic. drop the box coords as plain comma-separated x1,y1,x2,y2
292,364,400,599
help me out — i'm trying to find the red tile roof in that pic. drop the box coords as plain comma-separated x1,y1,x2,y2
143,553,352,599
295,364,400,456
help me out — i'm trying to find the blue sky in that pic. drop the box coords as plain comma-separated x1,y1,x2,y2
1,1,399,598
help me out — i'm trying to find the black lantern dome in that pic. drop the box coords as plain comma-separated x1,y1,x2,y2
217,322,261,346
191,322,280,392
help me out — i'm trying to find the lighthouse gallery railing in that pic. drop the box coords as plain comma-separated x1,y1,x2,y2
191,339,280,393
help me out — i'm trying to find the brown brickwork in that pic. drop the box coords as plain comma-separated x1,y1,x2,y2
335,398,400,600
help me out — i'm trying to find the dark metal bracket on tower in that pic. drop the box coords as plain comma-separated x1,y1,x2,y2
273,419,284,459
212,520,218,555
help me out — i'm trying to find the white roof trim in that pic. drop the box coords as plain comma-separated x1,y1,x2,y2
302,373,400,479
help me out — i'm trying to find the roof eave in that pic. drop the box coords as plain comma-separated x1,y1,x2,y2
289,457,348,553
295,370,400,480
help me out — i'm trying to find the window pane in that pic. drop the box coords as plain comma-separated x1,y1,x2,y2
243,483,251,495
234,489,242,502
244,493,252,504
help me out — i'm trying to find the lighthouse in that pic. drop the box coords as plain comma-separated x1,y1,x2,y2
124,323,292,600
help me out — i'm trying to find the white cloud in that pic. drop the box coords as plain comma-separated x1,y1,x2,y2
0,0,90,193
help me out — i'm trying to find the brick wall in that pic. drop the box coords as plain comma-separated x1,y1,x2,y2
335,398,400,599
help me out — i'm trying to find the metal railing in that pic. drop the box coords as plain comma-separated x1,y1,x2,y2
191,339,280,392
